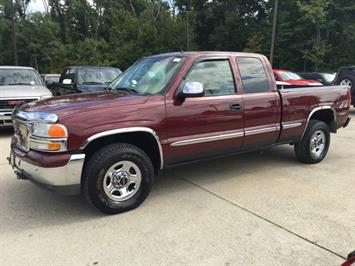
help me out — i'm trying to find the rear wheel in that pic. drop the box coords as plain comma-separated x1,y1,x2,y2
82,143,155,214
294,120,330,164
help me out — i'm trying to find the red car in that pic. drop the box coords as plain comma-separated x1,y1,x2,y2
9,51,351,214
274,69,323,86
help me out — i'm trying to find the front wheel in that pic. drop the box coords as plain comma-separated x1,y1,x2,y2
294,120,330,164
82,143,155,214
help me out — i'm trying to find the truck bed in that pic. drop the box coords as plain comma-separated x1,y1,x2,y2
278,85,350,143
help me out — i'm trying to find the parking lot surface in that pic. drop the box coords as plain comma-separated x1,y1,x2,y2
1,110,354,265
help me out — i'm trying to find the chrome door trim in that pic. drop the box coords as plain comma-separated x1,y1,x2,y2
170,131,244,147
244,125,279,136
80,127,164,170
282,122,302,129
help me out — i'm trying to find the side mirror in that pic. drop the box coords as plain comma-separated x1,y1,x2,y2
30,81,35,86
62,79,72,85
179,81,204,98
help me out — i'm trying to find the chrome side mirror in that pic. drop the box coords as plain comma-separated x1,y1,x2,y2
180,81,204,98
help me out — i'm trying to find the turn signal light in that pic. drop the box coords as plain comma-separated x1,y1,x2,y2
48,143,61,151
48,124,67,138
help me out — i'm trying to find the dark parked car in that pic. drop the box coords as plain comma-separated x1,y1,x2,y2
49,66,121,95
333,66,355,107
298,72,336,85
41,74,60,86
8,51,351,214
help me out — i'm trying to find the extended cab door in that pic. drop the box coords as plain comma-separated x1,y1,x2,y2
235,56,281,150
165,57,244,165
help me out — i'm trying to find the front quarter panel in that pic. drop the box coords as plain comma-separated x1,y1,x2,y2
62,95,167,151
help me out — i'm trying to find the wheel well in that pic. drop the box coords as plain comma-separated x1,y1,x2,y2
309,109,337,133
83,132,162,173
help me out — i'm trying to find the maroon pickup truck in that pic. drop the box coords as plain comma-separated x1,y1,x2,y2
9,52,351,214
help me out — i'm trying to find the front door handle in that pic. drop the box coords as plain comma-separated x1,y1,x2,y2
229,103,243,112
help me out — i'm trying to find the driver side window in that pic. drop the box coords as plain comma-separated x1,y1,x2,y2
184,59,236,96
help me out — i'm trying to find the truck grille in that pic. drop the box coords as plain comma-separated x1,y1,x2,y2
0,98,38,111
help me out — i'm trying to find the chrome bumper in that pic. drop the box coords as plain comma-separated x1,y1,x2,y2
0,111,13,126
8,152,85,195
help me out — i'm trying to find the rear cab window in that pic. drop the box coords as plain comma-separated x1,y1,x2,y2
236,57,269,93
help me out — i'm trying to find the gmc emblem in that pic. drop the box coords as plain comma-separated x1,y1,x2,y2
8,100,25,106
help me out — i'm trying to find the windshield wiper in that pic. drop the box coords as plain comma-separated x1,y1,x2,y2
6,82,32,85
113,87,139,94
81,81,105,85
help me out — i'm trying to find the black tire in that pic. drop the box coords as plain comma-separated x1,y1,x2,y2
294,120,330,164
82,143,155,214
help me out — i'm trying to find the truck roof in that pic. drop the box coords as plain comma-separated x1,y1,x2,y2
148,51,265,58
0,66,36,70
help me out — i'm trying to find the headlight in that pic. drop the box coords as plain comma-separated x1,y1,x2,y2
31,123,67,138
29,123,68,152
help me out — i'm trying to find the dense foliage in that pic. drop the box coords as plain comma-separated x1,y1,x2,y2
0,0,354,73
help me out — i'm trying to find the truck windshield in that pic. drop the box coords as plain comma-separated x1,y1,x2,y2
77,68,121,85
0,69,43,86
110,56,184,95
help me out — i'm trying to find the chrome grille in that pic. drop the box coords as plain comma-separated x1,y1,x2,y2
0,98,38,111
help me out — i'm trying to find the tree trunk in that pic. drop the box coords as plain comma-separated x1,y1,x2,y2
10,0,18,65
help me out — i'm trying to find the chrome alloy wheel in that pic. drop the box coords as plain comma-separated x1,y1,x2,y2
103,160,142,201
340,79,352,89
310,130,326,158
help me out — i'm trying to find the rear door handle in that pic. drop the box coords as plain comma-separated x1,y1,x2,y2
229,103,243,112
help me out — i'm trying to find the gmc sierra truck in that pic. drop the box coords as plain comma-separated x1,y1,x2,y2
8,52,351,214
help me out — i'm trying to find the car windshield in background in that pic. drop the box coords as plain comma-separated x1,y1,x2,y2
110,56,185,95
0,69,43,86
280,71,302,80
77,68,121,85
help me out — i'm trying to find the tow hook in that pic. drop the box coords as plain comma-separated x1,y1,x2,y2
15,171,28,180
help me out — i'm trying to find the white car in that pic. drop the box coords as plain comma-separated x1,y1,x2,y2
0,66,52,127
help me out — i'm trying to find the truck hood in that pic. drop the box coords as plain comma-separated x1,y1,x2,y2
23,91,150,119
0,85,52,98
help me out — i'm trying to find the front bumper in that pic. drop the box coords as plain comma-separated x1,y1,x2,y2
8,151,85,195
0,111,13,126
